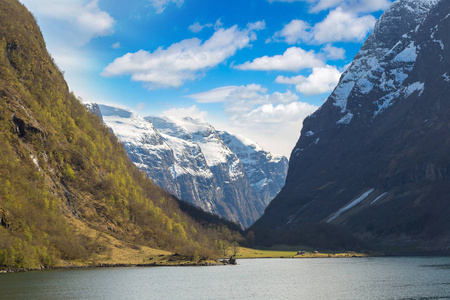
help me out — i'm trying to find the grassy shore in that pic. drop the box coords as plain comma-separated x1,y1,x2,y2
0,219,218,272
1,221,369,272
234,246,368,259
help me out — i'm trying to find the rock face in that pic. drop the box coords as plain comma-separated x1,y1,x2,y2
96,105,288,228
84,103,103,122
250,0,450,252
218,131,288,206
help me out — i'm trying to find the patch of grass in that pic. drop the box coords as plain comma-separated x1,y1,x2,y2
235,246,368,258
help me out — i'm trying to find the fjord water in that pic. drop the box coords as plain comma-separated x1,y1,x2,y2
1,257,449,299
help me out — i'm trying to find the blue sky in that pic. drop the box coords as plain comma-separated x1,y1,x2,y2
20,0,392,156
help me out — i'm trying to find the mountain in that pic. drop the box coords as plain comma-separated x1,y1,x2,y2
0,0,240,270
94,105,288,228
250,0,450,253
218,131,288,206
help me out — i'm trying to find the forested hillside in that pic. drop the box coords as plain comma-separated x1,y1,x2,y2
0,0,239,270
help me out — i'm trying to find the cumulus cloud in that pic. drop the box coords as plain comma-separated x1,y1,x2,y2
267,0,391,13
321,44,345,60
188,84,317,156
276,65,341,95
102,23,264,89
247,21,266,31
270,19,312,44
221,101,318,156
313,0,392,13
234,102,317,126
20,0,115,46
187,84,299,113
270,7,376,45
313,8,376,43
149,0,184,14
234,47,324,72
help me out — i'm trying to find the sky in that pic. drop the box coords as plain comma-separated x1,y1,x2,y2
19,0,392,157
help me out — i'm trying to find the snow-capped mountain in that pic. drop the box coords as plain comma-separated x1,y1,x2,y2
218,131,288,206
91,104,288,228
251,0,450,252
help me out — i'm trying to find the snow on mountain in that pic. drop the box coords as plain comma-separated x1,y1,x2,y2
91,105,288,228
97,105,182,197
149,116,237,170
218,131,288,206
327,0,438,123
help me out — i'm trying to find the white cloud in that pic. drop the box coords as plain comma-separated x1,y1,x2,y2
247,21,266,31
220,101,318,156
276,65,341,95
102,24,264,89
162,105,208,120
235,102,317,125
270,7,377,45
188,84,316,156
313,8,376,43
321,44,345,60
267,0,391,14
235,47,325,72
149,0,184,14
316,0,392,14
271,19,312,44
188,86,244,103
267,0,304,3
187,84,299,113
310,0,345,12
20,0,115,46
188,22,213,33
112,42,121,49
214,19,224,30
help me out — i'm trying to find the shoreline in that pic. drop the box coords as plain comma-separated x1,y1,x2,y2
0,260,219,273
2,248,448,273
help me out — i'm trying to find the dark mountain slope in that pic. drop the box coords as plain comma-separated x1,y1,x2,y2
250,0,450,253
0,0,237,270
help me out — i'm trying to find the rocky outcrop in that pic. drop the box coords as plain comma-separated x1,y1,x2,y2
84,103,103,123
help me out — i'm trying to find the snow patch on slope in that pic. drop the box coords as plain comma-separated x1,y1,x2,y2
327,188,375,222
337,112,353,125
374,82,425,116
370,192,388,205
393,42,418,62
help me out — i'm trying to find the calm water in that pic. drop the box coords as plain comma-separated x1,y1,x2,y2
1,257,449,299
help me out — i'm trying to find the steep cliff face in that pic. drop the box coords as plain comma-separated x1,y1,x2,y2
251,0,450,252
97,105,287,228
